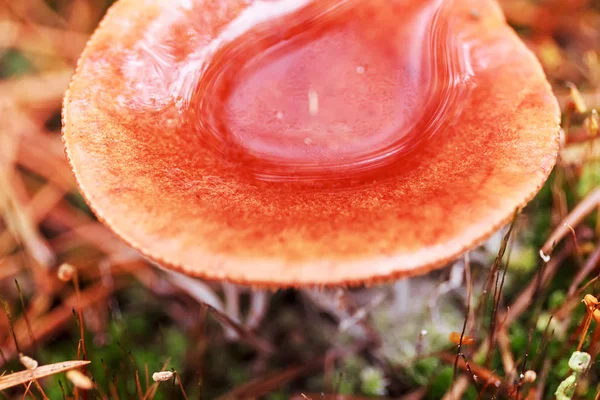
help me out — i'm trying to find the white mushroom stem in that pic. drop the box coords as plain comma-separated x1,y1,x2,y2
222,282,241,340
163,269,224,312
245,291,269,331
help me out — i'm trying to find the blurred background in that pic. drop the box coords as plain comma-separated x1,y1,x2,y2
0,0,600,399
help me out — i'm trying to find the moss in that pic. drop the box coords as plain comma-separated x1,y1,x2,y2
0,50,32,79
427,367,453,400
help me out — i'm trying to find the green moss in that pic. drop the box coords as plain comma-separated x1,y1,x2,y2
407,358,441,387
427,367,453,400
0,50,31,78
578,162,600,197
360,367,388,396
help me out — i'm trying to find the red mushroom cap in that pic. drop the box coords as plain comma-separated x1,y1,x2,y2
63,0,560,287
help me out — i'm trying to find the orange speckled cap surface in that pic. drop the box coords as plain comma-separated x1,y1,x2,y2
63,0,560,287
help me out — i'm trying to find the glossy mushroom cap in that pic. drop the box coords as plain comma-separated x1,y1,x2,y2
63,0,560,287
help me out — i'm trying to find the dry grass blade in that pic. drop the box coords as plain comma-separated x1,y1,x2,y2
0,70,73,106
497,328,516,381
560,139,600,166
216,358,327,400
0,360,90,391
0,256,22,282
0,158,55,269
0,21,88,59
291,394,396,400
142,357,171,400
568,240,600,296
439,352,513,394
204,303,274,354
442,375,469,400
0,283,118,366
557,89,600,110
541,187,600,256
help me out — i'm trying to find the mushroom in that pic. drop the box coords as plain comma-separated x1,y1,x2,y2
62,0,560,287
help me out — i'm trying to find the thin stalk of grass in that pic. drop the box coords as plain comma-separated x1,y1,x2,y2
14,279,36,352
72,269,87,361
485,210,518,368
0,297,20,354
174,372,189,400
452,255,473,388
126,351,143,400
59,379,67,400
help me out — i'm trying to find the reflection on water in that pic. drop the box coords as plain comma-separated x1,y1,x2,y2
120,0,474,186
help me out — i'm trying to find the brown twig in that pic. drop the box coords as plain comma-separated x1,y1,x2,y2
541,187,600,257
569,241,600,296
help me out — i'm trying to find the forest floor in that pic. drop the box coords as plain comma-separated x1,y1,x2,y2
1,0,600,399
